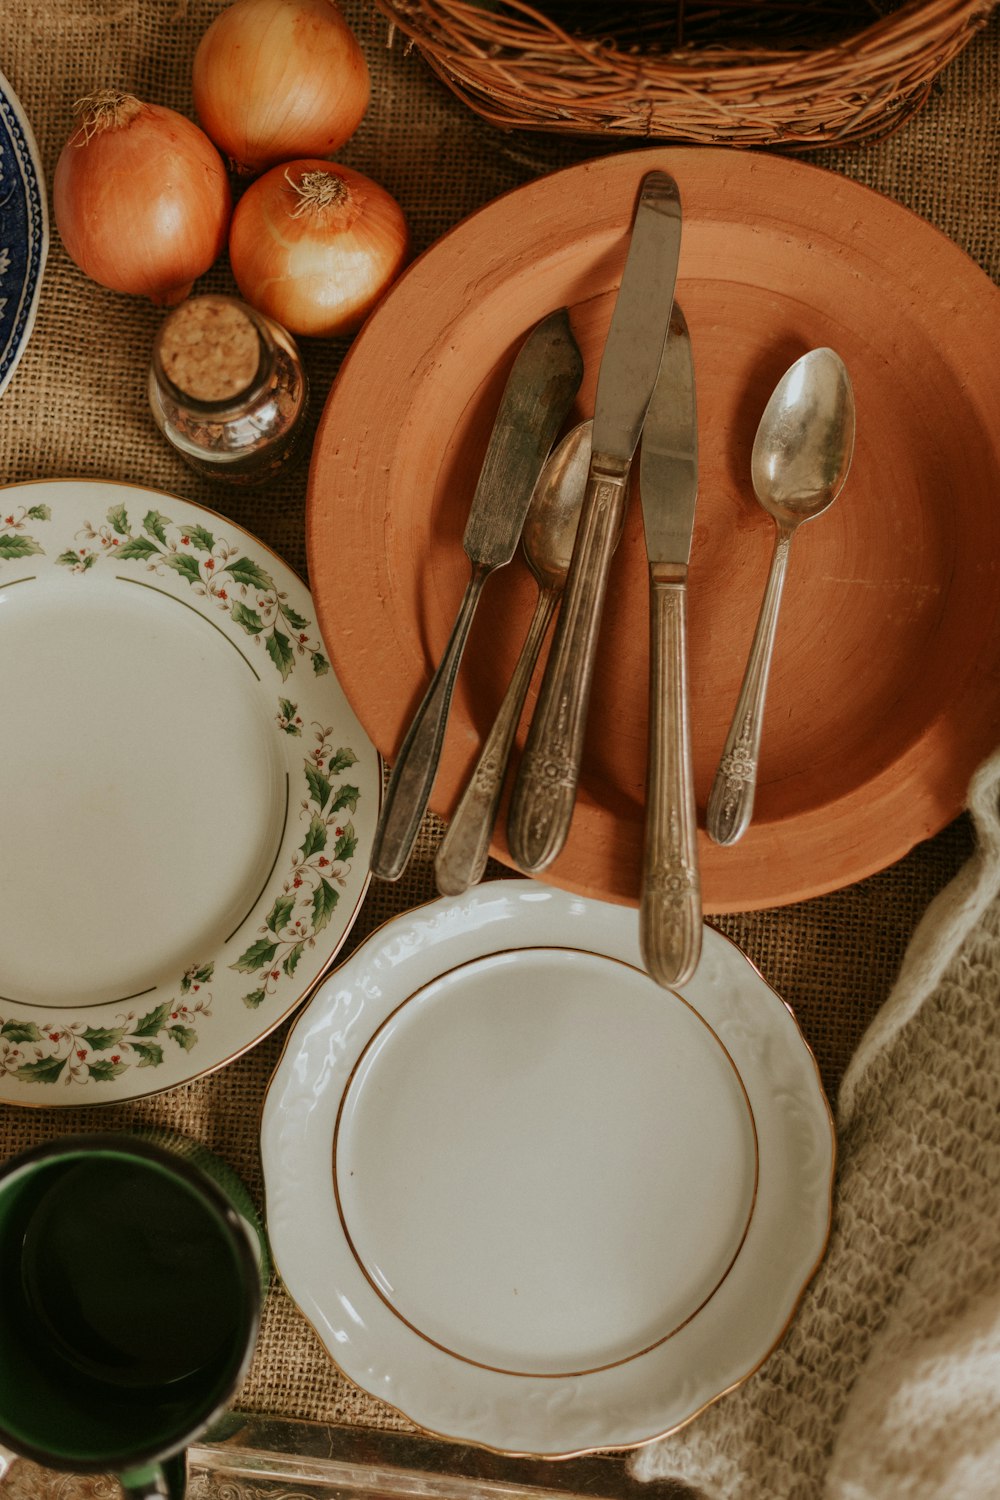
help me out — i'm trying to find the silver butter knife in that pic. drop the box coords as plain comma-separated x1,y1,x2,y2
638,305,701,988
370,307,584,881
507,171,682,874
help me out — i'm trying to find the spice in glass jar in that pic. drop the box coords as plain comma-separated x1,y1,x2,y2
148,294,309,485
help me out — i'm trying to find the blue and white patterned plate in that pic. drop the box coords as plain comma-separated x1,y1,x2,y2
0,69,47,400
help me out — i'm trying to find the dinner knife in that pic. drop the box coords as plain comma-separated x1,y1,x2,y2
507,171,682,874
638,305,701,988
370,307,584,881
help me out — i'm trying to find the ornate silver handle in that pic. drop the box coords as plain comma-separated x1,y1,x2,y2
371,563,489,880
640,565,701,987
507,460,629,873
707,523,794,845
435,587,559,896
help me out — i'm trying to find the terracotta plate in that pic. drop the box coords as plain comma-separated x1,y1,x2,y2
307,148,1000,912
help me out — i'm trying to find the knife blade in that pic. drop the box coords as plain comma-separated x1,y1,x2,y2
507,170,682,874
638,304,701,987
370,306,584,881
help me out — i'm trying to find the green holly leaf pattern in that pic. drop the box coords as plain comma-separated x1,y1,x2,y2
231,938,280,974
107,503,129,535
165,552,203,587
300,814,327,859
81,1025,127,1052
305,761,332,811
328,748,358,774
56,549,82,567
132,1002,170,1037
185,525,215,552
334,823,358,862
224,557,275,592
231,601,265,635
219,725,364,1012
0,533,43,559
266,628,295,680
312,651,330,676
25,504,51,521
167,1025,198,1052
143,510,171,545
277,698,300,735
16,1055,68,1083
117,535,160,561
266,894,296,935
88,1059,128,1082
312,878,340,933
329,784,359,815
1,1020,42,1043
277,698,302,735
281,603,309,632
283,942,306,977
132,1040,164,1068
180,963,213,994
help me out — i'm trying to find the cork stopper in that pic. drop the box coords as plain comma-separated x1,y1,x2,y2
157,297,263,404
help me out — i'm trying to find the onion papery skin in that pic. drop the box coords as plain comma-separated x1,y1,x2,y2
228,160,409,338
193,0,370,175
53,93,232,306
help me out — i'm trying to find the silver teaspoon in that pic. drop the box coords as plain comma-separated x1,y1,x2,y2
706,347,856,846
435,421,592,896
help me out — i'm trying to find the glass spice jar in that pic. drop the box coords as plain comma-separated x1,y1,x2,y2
148,294,309,485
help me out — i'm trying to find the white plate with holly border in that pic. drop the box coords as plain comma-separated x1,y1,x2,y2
0,478,380,1102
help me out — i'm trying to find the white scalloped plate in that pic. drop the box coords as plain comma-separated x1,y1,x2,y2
0,479,380,1103
0,69,47,400
262,880,834,1456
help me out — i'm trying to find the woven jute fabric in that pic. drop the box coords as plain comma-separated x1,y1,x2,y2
0,0,996,1454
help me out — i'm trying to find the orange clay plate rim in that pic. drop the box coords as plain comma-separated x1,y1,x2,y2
306,147,1000,914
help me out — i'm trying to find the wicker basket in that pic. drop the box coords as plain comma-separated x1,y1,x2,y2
372,0,996,148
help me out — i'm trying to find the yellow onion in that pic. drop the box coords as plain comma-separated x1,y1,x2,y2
193,0,370,175
228,160,409,338
53,90,231,306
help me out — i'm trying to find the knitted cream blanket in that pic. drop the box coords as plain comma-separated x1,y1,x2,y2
633,750,1000,1499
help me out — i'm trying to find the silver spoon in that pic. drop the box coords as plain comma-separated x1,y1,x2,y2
435,421,592,896
706,347,856,846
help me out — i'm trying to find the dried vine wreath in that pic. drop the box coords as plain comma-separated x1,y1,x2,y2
371,0,996,148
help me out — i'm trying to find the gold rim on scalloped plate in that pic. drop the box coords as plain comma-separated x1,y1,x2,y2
0,478,380,1103
261,880,834,1457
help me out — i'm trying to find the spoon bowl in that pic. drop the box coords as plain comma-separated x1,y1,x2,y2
751,347,856,524
706,348,855,847
435,420,591,895
522,419,592,587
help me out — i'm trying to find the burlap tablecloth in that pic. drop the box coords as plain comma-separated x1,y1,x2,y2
0,0,996,1465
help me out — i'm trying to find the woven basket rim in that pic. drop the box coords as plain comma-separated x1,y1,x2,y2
372,0,997,147
376,0,996,70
